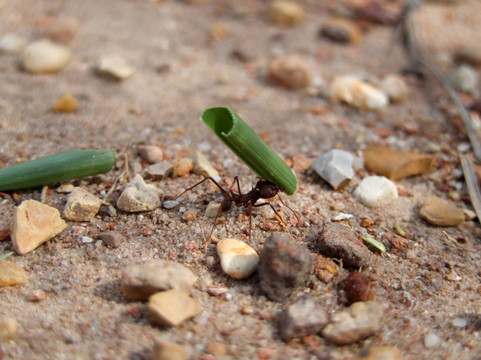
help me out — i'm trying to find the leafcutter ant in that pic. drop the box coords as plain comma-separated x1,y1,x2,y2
177,176,298,241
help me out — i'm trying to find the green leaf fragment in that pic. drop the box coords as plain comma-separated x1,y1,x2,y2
201,107,298,195
394,224,406,237
0,252,13,260
360,234,386,253
0,149,116,191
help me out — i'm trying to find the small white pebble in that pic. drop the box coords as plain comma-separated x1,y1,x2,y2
81,236,94,244
452,317,467,328
424,332,440,348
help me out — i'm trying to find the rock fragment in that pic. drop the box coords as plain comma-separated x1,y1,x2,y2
267,0,304,26
354,176,398,208
121,260,197,300
331,76,388,110
0,34,27,55
21,39,71,74
188,150,219,179
312,149,361,189
116,174,164,212
319,223,371,268
52,93,78,113
217,238,259,279
172,158,194,177
63,187,102,221
205,342,228,356
153,338,191,360
449,65,479,96
98,231,123,248
343,272,373,304
0,317,18,341
11,199,67,255
205,202,221,218
363,147,436,180
148,289,201,326
278,295,329,341
313,254,338,283
258,233,313,301
322,301,383,345
319,18,362,44
267,56,311,90
97,55,134,80
28,289,47,302
355,346,404,360
137,145,163,164
0,260,27,286
145,161,174,180
381,74,409,103
419,196,465,226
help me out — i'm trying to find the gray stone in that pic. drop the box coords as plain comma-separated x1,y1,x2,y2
258,233,313,302
63,187,102,221
98,231,123,248
354,176,398,208
279,295,329,341
312,149,360,189
162,200,179,209
121,260,198,300
145,161,174,180
116,174,164,212
0,34,27,55
322,301,383,345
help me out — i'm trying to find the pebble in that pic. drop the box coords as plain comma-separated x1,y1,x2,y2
278,295,329,341
28,289,47,302
162,200,179,209
205,202,221,218
419,195,465,226
52,93,78,113
449,65,479,96
56,183,75,193
148,289,202,326
313,254,338,283
63,187,102,221
188,150,220,179
172,158,194,177
319,18,362,44
354,176,398,208
11,199,67,255
381,74,409,103
330,76,388,110
424,332,440,348
153,338,191,360
312,149,360,189
33,15,79,44
0,34,27,55
452,317,467,328
0,317,18,341
0,259,27,286
322,301,384,345
116,174,164,212
97,55,134,80
267,56,312,90
267,0,304,26
258,232,313,301
205,342,228,356
319,223,371,268
343,271,373,304
355,346,404,360
21,39,71,74
216,238,259,279
137,145,163,164
121,260,197,300
363,147,436,180
98,231,123,248
145,161,174,180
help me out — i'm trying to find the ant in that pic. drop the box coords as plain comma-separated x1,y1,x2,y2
177,176,299,241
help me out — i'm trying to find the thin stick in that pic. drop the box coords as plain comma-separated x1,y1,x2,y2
460,154,481,222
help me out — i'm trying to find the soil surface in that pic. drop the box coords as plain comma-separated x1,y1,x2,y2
1,1,481,359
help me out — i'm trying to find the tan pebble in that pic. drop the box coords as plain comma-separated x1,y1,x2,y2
205,202,222,218
206,342,228,356
267,55,311,90
463,208,477,221
56,183,75,193
0,260,27,286
11,199,67,255
419,196,465,226
137,145,163,164
267,0,304,26
313,255,338,283
217,238,259,279
381,74,409,103
63,187,102,221
0,317,18,341
33,15,79,44
320,17,362,44
148,289,201,326
188,150,219,179
28,289,47,302
173,158,194,177
355,345,404,360
210,23,228,41
331,76,388,110
153,338,191,360
97,55,134,80
181,209,197,222
53,93,78,113
21,39,71,74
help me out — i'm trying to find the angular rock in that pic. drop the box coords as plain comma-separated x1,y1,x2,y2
116,174,164,212
137,145,163,164
21,39,71,74
267,56,311,90
319,18,362,44
172,158,194,177
28,289,47,302
319,223,371,268
354,176,398,208
330,76,388,110
11,199,67,255
312,149,361,189
381,74,409,103
322,301,383,345
419,196,465,226
97,55,134,80
188,150,219,179
267,0,304,26
153,338,191,360
121,260,197,300
98,231,123,248
52,93,78,113
145,161,174,180
278,295,329,341
0,260,27,286
148,289,201,326
0,317,18,341
63,187,102,221
217,238,259,279
258,233,313,301
355,346,404,360
364,147,436,180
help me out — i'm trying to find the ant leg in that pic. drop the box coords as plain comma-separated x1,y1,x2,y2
253,201,287,225
277,194,300,226
176,176,229,198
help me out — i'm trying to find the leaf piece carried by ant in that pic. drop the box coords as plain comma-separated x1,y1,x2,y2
202,107,298,195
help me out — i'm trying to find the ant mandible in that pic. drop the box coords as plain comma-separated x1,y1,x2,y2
177,176,298,241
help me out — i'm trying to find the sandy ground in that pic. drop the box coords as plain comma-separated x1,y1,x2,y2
1,0,481,359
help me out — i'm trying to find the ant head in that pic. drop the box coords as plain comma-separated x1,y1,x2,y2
256,180,280,199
